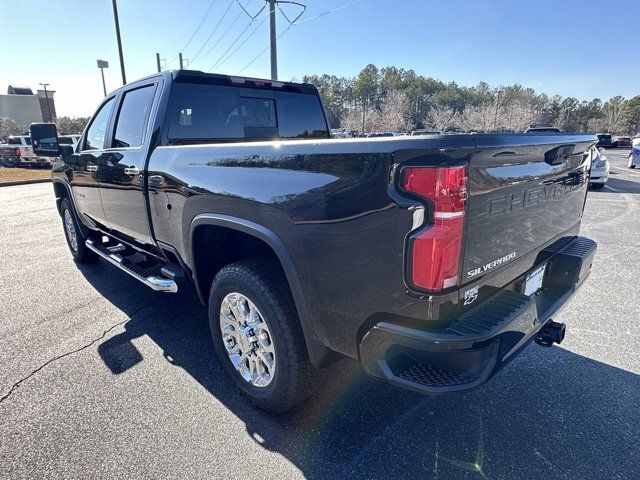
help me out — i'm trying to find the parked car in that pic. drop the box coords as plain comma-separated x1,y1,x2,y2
612,136,631,148
1,135,52,167
589,147,609,189
366,131,395,137
410,129,442,136
629,137,640,168
524,126,561,133
0,141,21,167
330,129,351,139
596,133,613,148
31,70,597,412
58,134,82,147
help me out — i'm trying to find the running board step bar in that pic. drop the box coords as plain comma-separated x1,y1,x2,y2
85,239,178,293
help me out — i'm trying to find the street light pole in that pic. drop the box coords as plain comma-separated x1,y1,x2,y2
39,83,50,123
97,60,109,97
111,0,126,85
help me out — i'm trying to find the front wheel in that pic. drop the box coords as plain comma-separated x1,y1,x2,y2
60,197,96,263
208,258,322,412
590,183,605,190
629,156,636,169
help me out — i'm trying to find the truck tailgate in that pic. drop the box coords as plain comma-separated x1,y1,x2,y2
463,134,595,285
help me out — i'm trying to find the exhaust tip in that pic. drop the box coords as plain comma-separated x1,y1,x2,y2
535,321,566,347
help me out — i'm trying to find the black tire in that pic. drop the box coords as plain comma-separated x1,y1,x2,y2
208,258,322,412
590,183,605,190
60,197,96,263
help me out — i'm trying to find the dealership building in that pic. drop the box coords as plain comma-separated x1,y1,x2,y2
0,85,57,130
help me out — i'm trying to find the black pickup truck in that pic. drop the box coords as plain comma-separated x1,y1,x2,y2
31,70,597,412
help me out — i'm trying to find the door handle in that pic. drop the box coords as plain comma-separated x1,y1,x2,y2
124,167,140,176
86,165,98,172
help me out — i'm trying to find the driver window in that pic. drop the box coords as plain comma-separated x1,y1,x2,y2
83,97,115,151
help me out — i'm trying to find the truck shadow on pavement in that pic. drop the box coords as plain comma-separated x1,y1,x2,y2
79,263,639,480
601,175,640,194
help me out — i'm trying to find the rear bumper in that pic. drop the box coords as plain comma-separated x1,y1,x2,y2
590,166,609,184
359,236,597,395
20,156,51,164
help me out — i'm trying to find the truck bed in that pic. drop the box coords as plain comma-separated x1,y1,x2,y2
146,133,595,357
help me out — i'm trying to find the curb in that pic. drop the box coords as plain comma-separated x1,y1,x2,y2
0,178,52,188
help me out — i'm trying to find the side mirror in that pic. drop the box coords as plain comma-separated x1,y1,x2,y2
29,123,60,157
598,147,605,153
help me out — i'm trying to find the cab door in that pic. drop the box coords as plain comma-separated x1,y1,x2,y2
69,96,116,227
99,83,158,245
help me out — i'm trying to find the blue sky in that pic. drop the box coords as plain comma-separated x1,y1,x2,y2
1,0,638,116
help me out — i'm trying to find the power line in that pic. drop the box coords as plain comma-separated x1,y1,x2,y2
294,0,363,24
179,0,218,54
198,2,251,64
235,0,364,76
236,22,292,75
208,5,275,71
189,0,236,64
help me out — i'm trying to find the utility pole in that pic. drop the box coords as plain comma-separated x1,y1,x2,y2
111,0,126,84
156,52,162,73
493,88,502,131
361,96,366,136
179,52,184,70
97,60,109,96
39,83,50,122
268,0,278,80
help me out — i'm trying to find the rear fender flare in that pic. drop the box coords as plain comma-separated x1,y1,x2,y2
189,214,331,366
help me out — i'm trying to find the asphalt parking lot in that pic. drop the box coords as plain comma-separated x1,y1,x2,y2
1,149,638,480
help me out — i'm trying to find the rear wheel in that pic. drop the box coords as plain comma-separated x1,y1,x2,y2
208,258,322,412
60,197,96,263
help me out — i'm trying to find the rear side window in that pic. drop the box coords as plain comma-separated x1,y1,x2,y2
7,137,21,145
83,97,115,151
166,82,328,143
112,85,156,148
276,91,328,139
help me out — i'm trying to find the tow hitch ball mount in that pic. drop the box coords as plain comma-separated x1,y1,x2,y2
535,320,566,347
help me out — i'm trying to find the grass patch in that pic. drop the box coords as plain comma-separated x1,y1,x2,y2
0,166,51,184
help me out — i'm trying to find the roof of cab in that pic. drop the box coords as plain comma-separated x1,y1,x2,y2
107,69,319,96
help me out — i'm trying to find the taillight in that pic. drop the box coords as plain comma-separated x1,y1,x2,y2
402,166,467,291
16,148,21,156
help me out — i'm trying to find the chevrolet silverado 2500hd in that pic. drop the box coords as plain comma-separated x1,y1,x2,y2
30,70,598,412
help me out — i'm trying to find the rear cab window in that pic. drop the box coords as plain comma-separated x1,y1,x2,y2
166,82,329,144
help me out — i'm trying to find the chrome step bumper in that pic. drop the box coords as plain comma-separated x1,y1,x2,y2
85,239,178,293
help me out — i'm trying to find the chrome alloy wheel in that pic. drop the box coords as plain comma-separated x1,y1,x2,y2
63,208,78,252
219,292,276,387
